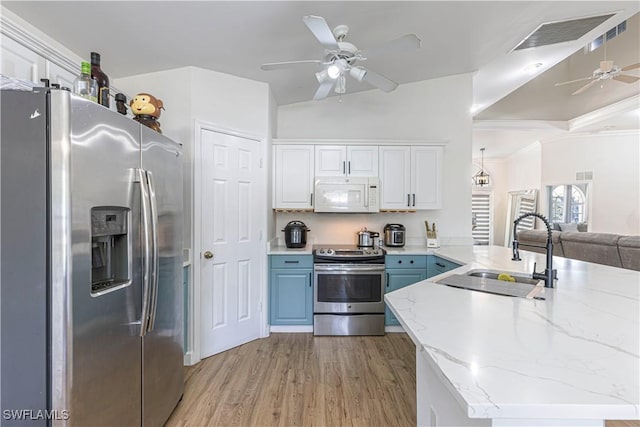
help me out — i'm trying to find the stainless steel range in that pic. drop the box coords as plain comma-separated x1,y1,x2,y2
313,245,386,336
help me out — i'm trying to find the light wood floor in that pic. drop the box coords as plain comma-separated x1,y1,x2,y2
166,333,639,427
166,333,416,427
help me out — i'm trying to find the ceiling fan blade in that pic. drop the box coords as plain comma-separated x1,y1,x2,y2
260,60,322,71
313,79,336,100
360,68,399,92
554,76,595,87
572,79,598,95
360,34,421,58
303,15,339,51
613,74,640,84
621,62,640,71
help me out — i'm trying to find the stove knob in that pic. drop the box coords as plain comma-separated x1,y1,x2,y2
327,249,334,255
319,249,325,254
373,250,379,254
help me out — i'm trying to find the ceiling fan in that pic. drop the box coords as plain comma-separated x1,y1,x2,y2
554,47,640,95
260,15,421,100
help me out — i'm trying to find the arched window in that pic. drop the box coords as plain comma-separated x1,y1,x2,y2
547,184,588,225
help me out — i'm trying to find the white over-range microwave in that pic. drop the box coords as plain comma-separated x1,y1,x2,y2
314,177,380,213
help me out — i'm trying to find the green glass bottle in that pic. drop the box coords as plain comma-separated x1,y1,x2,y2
73,61,98,102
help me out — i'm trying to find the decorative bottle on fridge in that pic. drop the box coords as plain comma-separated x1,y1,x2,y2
73,61,98,102
91,51,110,107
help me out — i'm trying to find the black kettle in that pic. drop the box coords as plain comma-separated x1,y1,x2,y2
282,220,310,248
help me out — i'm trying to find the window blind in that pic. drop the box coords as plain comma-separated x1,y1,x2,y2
472,192,491,245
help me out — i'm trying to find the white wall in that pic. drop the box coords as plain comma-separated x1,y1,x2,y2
276,73,474,245
486,143,541,245
115,67,271,248
488,132,639,238
542,132,640,235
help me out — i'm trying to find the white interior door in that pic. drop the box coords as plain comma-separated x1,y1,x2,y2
200,128,262,358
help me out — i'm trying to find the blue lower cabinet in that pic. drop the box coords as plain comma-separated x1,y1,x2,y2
385,269,427,325
427,255,462,278
269,255,313,325
384,255,428,326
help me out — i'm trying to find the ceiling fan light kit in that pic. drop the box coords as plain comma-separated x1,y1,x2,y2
260,15,421,101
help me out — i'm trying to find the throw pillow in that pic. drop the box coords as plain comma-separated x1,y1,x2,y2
559,222,578,232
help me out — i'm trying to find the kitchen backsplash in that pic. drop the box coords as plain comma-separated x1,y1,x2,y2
274,212,473,247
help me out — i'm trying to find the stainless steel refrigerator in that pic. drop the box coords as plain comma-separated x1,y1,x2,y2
1,88,184,426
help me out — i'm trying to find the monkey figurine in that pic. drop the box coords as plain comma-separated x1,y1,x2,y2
130,93,164,134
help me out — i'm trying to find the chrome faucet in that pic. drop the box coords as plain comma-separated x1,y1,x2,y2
512,212,557,288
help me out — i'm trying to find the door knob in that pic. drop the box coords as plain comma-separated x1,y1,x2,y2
203,251,214,259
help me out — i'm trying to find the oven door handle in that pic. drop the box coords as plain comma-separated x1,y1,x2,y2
314,264,385,272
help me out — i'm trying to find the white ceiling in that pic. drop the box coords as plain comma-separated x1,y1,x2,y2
3,1,639,159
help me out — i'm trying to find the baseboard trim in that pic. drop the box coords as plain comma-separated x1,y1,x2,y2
270,325,313,333
385,325,406,333
183,351,199,366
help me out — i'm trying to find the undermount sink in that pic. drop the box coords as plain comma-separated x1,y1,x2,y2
435,269,545,300
464,269,541,286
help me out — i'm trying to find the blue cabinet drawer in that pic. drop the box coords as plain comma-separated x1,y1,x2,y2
270,255,313,269
429,256,462,277
385,255,427,269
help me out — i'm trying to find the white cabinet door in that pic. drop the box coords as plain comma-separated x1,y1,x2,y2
379,146,411,210
411,146,443,209
48,61,76,91
1,37,46,83
315,145,346,177
347,145,378,177
315,145,378,177
274,145,314,209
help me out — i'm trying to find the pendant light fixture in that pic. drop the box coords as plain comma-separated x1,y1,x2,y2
473,148,490,187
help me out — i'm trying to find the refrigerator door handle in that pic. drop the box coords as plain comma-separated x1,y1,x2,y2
139,168,153,336
146,171,160,332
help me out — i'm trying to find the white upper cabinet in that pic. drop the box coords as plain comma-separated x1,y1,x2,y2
1,36,46,83
273,145,315,209
379,145,442,210
1,35,76,89
48,61,76,90
315,145,378,177
411,146,442,210
315,145,346,176
379,146,412,209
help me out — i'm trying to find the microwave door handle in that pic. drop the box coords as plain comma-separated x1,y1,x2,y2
364,185,369,207
138,169,152,336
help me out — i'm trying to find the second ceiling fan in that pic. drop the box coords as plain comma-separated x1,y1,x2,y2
260,15,421,100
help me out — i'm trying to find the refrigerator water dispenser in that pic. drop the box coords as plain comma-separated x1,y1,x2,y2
91,207,131,295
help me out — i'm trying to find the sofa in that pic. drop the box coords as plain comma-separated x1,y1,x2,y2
516,229,640,271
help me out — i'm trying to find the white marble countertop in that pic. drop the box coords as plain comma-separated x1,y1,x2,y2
267,243,313,255
385,245,640,420
382,245,437,255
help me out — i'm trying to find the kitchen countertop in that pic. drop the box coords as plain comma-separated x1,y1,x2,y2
267,243,313,255
267,243,440,256
385,245,640,421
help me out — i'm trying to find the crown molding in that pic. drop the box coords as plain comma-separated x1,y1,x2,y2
473,120,569,131
569,94,640,132
0,10,79,77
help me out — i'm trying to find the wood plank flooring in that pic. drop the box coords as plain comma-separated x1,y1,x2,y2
166,332,639,427
166,333,416,427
